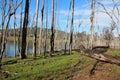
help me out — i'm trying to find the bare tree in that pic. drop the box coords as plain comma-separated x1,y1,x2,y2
39,0,44,54
69,0,74,54
0,0,22,68
103,28,113,47
103,21,116,47
33,0,39,57
97,0,120,47
44,0,48,57
13,7,17,58
18,1,23,58
64,1,71,54
0,0,6,56
50,0,55,55
90,0,95,49
21,0,29,59
11,0,20,58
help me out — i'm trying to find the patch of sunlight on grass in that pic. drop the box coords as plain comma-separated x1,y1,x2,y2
104,49,120,56
1,52,94,80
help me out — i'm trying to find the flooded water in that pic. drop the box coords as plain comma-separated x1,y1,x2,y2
4,42,33,57
3,42,69,57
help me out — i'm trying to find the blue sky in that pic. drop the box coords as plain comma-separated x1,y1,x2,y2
0,0,120,35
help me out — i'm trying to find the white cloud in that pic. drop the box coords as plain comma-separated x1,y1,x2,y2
58,0,120,32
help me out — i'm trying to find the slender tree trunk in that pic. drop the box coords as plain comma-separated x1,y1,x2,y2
21,0,29,59
14,12,16,58
64,1,71,54
44,0,48,57
50,0,55,55
18,3,23,58
0,0,16,65
69,0,74,54
33,0,39,57
0,0,6,58
39,0,44,54
0,13,12,68
0,0,22,68
90,0,95,49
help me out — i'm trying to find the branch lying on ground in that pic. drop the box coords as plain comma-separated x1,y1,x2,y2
77,46,120,66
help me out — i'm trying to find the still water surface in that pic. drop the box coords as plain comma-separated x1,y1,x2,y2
4,42,69,57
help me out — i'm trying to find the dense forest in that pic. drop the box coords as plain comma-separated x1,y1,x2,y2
0,0,120,80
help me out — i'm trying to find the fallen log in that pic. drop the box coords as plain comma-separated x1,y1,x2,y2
76,46,120,66
89,53,120,65
39,46,120,66
92,46,109,50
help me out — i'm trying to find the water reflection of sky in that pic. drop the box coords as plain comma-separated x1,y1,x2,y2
4,42,70,58
4,42,33,58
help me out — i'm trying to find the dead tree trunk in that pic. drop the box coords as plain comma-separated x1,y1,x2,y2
77,46,120,66
21,0,29,59
12,0,23,58
0,0,6,54
14,12,16,58
69,0,74,54
0,11,15,69
64,1,71,54
39,0,44,54
50,0,55,55
18,2,23,58
90,0,95,49
44,0,48,57
33,0,39,57
0,1,5,60
0,0,22,68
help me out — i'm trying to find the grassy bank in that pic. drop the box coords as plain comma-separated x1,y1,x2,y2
0,50,120,80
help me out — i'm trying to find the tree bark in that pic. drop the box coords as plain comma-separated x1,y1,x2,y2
77,46,120,66
39,0,44,54
69,0,74,54
0,0,6,54
18,3,23,58
0,12,13,69
14,12,16,58
90,0,95,49
33,0,39,57
0,0,22,68
50,0,55,55
44,0,48,57
21,0,29,59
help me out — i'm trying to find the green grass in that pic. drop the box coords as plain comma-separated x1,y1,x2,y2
1,50,120,80
0,52,93,80
104,49,120,56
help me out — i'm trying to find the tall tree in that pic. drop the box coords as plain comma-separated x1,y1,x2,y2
12,0,19,58
21,0,29,59
0,0,6,56
50,0,55,55
18,1,23,58
0,0,6,69
33,0,40,57
0,0,22,68
39,0,44,54
90,0,95,49
13,9,17,58
69,0,74,54
44,0,48,57
64,1,71,54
